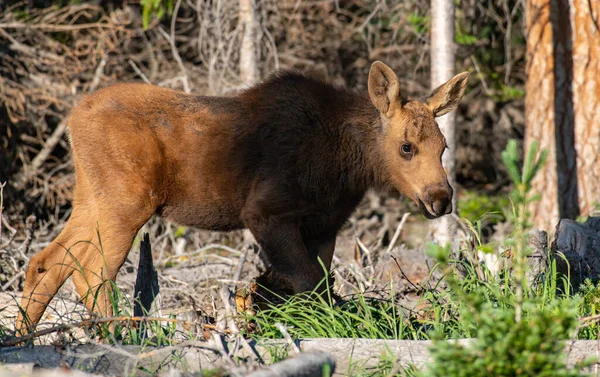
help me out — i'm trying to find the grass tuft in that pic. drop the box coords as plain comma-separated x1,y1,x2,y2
248,287,426,340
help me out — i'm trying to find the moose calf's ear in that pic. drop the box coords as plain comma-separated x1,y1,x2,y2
426,72,470,117
368,61,401,117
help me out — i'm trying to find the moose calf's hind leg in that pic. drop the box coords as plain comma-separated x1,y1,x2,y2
16,213,92,336
71,212,151,320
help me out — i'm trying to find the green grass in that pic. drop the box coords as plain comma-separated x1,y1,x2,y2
347,349,419,377
458,190,509,225
82,279,187,347
247,255,600,342
248,287,426,340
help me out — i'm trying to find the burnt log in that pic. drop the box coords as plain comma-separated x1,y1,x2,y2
133,233,159,317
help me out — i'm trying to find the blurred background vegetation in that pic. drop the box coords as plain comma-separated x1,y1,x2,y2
3,3,600,375
0,0,527,224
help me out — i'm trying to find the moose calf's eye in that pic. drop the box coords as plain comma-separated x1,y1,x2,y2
400,143,413,159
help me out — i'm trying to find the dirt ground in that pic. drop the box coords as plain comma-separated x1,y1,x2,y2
0,192,441,345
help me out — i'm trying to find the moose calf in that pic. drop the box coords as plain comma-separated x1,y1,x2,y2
16,62,469,335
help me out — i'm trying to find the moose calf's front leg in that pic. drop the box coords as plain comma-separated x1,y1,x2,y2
303,233,336,272
249,221,325,294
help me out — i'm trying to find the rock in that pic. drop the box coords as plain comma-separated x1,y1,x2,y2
550,217,600,290
585,217,600,232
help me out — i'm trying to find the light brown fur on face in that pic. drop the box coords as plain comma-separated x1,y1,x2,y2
16,62,469,336
382,102,447,202
368,61,469,218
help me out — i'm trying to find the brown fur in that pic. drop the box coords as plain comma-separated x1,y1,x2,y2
16,62,469,335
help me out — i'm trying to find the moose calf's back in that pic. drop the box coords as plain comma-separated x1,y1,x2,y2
69,83,255,231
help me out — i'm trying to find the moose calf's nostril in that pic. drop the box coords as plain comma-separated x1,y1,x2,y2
432,199,444,216
445,202,453,215
431,196,452,216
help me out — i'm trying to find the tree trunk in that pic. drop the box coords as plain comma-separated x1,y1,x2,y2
525,0,562,232
571,1,600,219
526,0,599,232
429,0,457,247
239,0,259,84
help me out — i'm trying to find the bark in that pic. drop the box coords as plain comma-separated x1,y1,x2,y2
571,0,600,218
525,0,558,230
550,0,578,222
526,0,600,231
239,0,259,84
526,0,560,232
429,0,457,246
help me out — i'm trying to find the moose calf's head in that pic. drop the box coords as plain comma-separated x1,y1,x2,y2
368,61,470,219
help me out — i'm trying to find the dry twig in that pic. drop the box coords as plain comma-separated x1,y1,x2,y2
0,316,229,347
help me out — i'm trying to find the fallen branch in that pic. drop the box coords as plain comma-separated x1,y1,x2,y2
0,182,5,247
218,285,240,334
1,271,24,292
12,120,68,191
0,215,18,250
246,351,335,377
0,22,121,32
11,49,105,192
157,2,190,94
0,316,228,347
18,215,36,260
385,212,410,255
1,338,596,375
274,323,300,354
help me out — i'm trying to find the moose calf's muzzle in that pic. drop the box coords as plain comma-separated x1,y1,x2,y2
420,183,453,218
